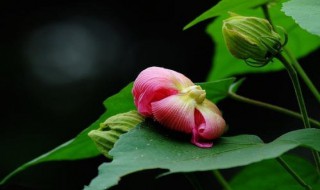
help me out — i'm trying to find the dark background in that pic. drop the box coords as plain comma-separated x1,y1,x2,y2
1,0,319,189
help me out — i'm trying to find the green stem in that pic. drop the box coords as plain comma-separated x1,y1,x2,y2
276,157,312,190
183,173,205,190
283,48,320,104
213,170,233,190
262,4,273,27
276,53,310,128
228,84,320,128
261,4,320,104
261,2,320,175
184,171,233,190
277,53,320,175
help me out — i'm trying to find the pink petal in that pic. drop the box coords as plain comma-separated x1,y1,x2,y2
134,86,178,117
151,94,196,134
132,67,194,116
191,100,226,148
191,126,213,148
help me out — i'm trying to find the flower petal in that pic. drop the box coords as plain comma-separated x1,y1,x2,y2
191,100,226,147
151,94,196,134
134,86,178,117
132,67,194,116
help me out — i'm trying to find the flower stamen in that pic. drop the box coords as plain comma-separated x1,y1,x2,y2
181,85,206,104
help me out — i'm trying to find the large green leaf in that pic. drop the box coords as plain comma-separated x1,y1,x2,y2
0,83,136,185
0,78,235,185
206,2,320,81
183,0,271,30
230,155,320,189
85,124,320,190
282,0,320,37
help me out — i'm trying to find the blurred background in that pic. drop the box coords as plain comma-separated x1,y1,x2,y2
1,0,319,189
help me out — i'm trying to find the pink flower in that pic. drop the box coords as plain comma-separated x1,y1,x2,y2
132,66,226,148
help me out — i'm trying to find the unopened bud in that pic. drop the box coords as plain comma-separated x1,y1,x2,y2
222,12,287,66
88,110,145,158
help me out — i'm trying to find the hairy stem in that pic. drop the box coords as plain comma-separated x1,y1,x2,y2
213,170,233,190
277,157,312,190
228,84,320,128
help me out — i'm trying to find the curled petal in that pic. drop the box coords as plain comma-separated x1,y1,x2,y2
192,100,226,148
151,94,196,134
134,86,178,117
132,67,194,116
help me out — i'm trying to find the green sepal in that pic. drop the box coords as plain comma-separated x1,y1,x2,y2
88,110,145,159
222,12,284,66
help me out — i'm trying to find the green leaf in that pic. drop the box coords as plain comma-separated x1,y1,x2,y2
230,154,320,189
0,78,236,185
282,0,320,37
183,0,271,30
85,125,320,190
197,77,235,102
0,83,136,185
206,2,320,81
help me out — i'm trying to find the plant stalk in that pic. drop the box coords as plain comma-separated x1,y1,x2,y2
283,48,320,103
184,171,233,190
228,85,320,128
276,53,320,175
276,157,312,190
263,6,313,124
262,4,273,27
276,53,310,128
261,4,320,104
184,173,205,190
213,170,233,190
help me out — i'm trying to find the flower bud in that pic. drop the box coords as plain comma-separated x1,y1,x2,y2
222,12,287,66
88,110,145,158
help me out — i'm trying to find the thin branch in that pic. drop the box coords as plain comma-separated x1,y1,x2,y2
228,83,320,128
277,157,312,190
213,170,233,190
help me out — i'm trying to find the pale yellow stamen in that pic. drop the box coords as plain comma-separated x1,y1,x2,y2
181,85,206,104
